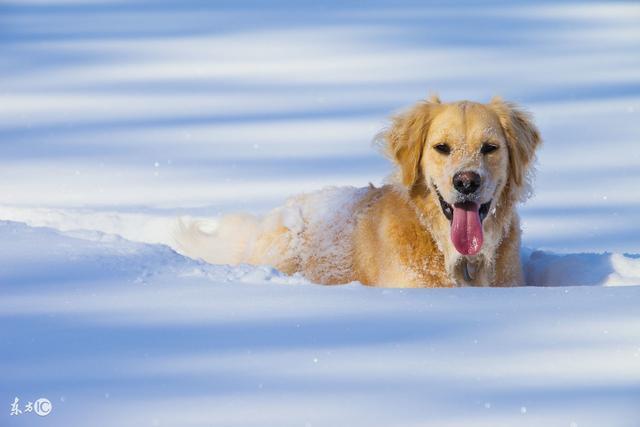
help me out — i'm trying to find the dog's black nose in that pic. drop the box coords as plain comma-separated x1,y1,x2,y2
453,171,481,195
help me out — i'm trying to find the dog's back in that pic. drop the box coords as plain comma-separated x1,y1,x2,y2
174,186,369,284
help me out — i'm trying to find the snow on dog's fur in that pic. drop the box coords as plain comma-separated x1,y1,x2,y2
175,96,541,287
175,187,369,284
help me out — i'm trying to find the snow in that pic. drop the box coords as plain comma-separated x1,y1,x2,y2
523,249,640,287
2,220,640,426
3,202,640,288
1,0,640,426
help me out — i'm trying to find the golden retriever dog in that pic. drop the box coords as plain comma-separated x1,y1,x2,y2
176,96,541,287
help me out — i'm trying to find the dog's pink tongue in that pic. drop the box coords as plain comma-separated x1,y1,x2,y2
451,202,483,255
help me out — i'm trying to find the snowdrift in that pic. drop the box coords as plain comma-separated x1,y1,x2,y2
2,205,639,287
2,220,640,427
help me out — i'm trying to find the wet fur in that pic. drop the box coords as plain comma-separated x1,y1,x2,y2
176,96,541,287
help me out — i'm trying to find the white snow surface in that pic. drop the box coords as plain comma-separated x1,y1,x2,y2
1,1,640,426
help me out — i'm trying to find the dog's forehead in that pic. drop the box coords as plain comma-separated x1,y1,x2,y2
429,102,503,142
464,103,503,137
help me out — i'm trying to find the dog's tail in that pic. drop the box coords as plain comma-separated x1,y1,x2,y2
172,214,259,264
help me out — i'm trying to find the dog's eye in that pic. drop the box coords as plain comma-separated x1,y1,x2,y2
434,144,451,155
481,143,499,154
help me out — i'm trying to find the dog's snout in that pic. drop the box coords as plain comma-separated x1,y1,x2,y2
453,171,481,195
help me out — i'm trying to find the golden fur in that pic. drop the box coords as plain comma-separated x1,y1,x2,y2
177,96,541,287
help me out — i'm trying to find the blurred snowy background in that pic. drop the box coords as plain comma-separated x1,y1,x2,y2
1,1,640,426
1,0,640,252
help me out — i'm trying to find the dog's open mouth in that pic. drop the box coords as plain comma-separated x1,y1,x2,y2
436,189,491,256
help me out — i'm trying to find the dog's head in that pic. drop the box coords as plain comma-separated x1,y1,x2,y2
385,96,541,256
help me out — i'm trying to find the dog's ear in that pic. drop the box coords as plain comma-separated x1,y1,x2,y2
490,97,541,188
384,98,440,188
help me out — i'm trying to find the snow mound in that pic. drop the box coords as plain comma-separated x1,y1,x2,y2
1,216,639,287
0,205,180,247
0,220,309,288
524,249,640,287
0,220,198,286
